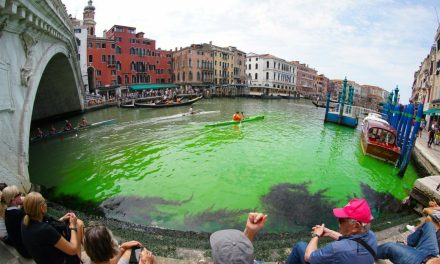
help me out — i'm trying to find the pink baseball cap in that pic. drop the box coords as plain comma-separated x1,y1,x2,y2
333,198,372,224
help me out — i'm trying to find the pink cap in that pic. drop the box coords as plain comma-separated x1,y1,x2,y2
333,198,372,223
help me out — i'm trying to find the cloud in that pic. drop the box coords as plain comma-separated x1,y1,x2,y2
63,0,439,102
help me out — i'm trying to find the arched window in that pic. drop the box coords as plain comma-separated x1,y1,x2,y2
255,63,258,69
116,46,121,54
131,62,135,71
255,73,258,80
125,75,129,84
266,72,269,80
248,64,251,70
183,72,186,81
116,61,121,70
266,61,269,68
248,73,251,79
189,71,193,81
197,72,200,81
117,76,122,84
189,59,192,67
146,75,150,83
132,75,136,83
177,73,180,81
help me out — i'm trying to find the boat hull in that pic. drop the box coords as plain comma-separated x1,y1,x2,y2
135,96,202,108
205,115,264,127
360,122,400,164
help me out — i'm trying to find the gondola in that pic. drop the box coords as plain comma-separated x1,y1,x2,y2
312,101,327,108
134,96,203,108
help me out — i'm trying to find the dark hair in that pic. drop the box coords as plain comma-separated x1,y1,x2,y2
0,183,7,191
84,223,119,262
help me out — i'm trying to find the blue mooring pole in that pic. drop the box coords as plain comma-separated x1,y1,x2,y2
396,105,408,147
324,92,330,123
397,104,414,167
393,104,403,130
392,104,401,128
398,104,423,177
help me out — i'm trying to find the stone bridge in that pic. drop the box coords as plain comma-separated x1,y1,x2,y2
0,0,84,191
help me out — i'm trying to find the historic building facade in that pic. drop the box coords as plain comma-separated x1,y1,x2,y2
316,74,330,99
412,25,440,124
291,61,317,98
74,0,172,92
246,53,296,96
172,42,246,92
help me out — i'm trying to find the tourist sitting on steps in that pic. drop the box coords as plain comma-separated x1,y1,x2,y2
3,185,31,258
210,212,267,264
21,192,84,264
83,222,154,264
377,211,440,264
285,198,378,264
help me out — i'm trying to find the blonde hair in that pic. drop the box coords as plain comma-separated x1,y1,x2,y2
22,192,45,226
2,185,19,206
0,191,5,218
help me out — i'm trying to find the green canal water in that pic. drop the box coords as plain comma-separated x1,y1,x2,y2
29,98,418,233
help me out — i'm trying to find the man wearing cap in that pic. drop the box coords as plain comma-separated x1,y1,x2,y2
285,198,377,264
377,210,440,264
210,212,267,264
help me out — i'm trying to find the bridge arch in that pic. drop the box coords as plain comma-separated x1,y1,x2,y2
0,0,84,192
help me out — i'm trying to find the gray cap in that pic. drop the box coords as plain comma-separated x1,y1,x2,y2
210,229,254,264
432,210,440,223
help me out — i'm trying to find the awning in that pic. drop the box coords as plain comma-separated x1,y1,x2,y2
423,108,440,115
128,84,177,90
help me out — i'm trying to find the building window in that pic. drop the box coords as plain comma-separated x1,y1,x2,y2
111,70,116,75
96,70,101,76
88,42,93,48
101,55,106,62
132,75,136,83
177,73,180,81
255,63,258,70
88,55,93,62
102,43,106,48
267,61,269,68
116,61,121,70
96,43,101,48
266,72,269,80
248,64,251,70
189,59,192,67
197,72,200,81
74,28,81,33
116,46,121,54
189,71,193,81
255,73,258,80
111,43,115,49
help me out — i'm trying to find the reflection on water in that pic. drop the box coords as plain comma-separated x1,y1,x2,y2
29,98,419,232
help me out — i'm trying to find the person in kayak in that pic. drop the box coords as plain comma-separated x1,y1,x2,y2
78,118,88,128
232,112,242,121
64,120,73,131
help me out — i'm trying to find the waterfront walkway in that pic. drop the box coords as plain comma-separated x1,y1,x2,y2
415,130,440,175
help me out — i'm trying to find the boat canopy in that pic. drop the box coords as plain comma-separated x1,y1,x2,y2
423,108,440,116
128,84,177,91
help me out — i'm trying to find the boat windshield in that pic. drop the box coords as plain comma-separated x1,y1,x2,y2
368,127,396,145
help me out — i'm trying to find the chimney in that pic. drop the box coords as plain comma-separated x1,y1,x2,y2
103,30,107,38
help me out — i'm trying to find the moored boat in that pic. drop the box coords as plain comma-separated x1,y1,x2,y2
362,112,389,126
205,115,264,127
360,119,400,164
134,96,202,108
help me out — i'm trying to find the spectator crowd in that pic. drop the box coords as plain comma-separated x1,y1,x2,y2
1,182,440,264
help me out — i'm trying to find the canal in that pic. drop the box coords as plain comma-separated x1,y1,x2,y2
29,98,418,233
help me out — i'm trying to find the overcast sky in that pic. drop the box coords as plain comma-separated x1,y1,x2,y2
63,0,440,102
